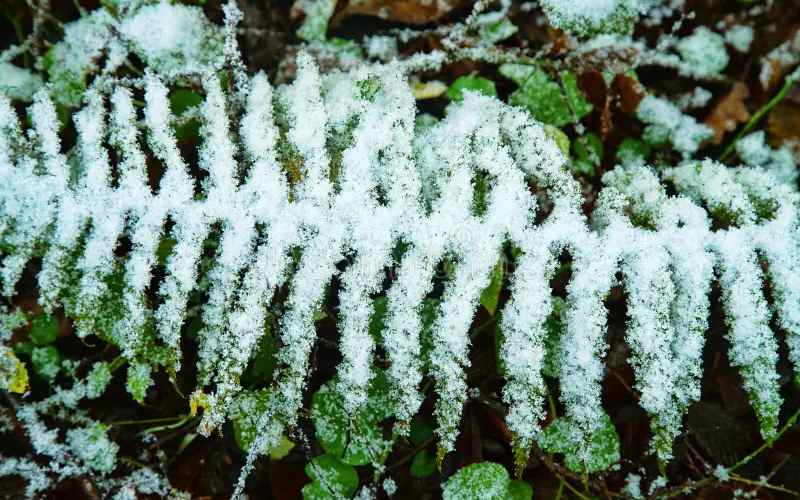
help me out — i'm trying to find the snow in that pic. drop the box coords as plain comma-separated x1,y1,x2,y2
726,25,754,53
714,465,730,482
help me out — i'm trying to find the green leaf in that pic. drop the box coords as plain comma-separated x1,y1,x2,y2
126,361,153,403
296,0,337,42
571,133,604,177
409,418,434,447
442,462,512,500
31,346,60,381
269,435,295,460
508,480,534,500
541,297,566,378
231,389,294,459
86,361,112,399
169,89,203,141
480,258,504,316
446,76,497,102
539,412,620,473
498,64,537,86
543,125,570,157
501,64,592,127
311,371,393,465
301,481,331,500
410,450,437,478
561,72,593,119
304,454,359,498
616,138,651,164
479,18,518,44
29,313,59,346
368,296,388,343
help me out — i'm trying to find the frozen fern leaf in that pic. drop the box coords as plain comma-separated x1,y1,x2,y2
1,50,799,493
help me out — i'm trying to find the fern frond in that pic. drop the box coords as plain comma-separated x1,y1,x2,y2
1,54,798,483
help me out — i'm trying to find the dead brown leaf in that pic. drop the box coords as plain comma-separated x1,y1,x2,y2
334,0,470,25
705,82,750,144
610,74,644,114
578,71,612,137
768,86,800,145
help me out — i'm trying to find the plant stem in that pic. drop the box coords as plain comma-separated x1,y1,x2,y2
554,479,565,500
729,406,800,473
109,414,189,427
729,473,800,497
720,71,799,162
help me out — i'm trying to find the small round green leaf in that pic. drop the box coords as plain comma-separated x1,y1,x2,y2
410,450,437,478
446,76,497,102
30,314,59,346
442,462,511,500
31,346,60,381
305,454,359,498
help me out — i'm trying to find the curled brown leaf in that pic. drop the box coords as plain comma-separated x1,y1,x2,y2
334,0,471,25
705,82,750,144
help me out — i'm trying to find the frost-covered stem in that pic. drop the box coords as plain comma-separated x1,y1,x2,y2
713,230,782,439
659,199,713,428
620,233,680,461
499,235,554,453
144,71,199,366
26,90,71,303
383,244,440,429
73,91,122,337
559,209,623,465
222,0,249,105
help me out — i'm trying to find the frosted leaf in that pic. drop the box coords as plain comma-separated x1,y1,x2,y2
2,52,799,494
714,230,782,439
636,95,713,157
736,131,798,187
296,0,337,42
85,362,112,399
0,63,43,102
0,457,51,498
441,462,513,500
726,25,754,53
540,0,640,38
41,10,113,107
119,1,225,79
677,27,729,78
66,424,119,475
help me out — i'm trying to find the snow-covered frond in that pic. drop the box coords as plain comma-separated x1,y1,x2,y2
1,55,799,482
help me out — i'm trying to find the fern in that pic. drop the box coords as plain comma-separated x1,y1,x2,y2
1,51,799,493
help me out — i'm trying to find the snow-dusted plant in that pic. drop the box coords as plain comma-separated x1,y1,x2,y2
1,48,799,494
